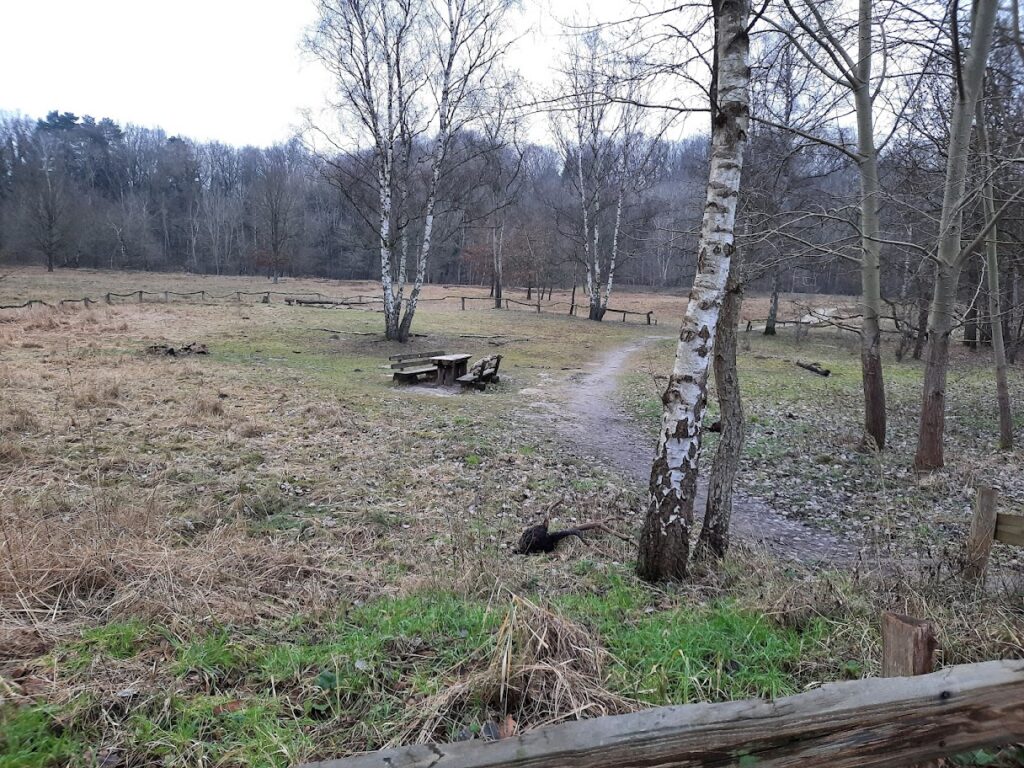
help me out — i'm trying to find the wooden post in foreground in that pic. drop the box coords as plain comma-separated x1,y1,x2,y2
966,485,998,580
881,612,937,678
300,660,1024,768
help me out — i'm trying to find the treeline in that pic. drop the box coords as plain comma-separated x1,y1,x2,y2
0,110,870,295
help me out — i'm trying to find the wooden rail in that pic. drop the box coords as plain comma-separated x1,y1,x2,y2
2,287,657,324
300,660,1024,768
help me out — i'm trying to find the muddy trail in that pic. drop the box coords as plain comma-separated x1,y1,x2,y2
523,339,856,565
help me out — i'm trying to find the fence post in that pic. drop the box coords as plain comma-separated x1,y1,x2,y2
137,290,143,304
164,291,169,302
106,292,112,305
965,485,998,581
505,298,509,310
461,297,466,311
236,291,241,302
536,299,541,313
647,311,652,325
881,612,936,678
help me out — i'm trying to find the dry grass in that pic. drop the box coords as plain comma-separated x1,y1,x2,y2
0,405,39,434
0,270,1020,766
0,264,834,325
395,592,638,747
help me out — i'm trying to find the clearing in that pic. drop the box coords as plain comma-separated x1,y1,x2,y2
0,268,1022,767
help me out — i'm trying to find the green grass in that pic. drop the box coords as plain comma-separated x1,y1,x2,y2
127,695,312,768
7,581,826,766
557,578,822,704
0,706,85,768
77,620,148,660
173,630,245,680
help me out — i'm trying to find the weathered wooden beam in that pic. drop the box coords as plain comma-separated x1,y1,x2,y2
881,612,936,677
299,660,1024,768
389,350,447,362
966,485,998,580
995,513,1024,547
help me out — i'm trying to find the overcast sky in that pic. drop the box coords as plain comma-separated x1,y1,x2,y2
0,0,637,147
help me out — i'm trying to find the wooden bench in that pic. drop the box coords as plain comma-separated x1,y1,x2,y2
457,355,502,391
390,350,446,384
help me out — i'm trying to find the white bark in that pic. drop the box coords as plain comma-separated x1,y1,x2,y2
637,0,751,582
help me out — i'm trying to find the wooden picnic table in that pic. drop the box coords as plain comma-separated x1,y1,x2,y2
431,353,472,386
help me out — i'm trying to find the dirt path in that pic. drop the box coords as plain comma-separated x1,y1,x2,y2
522,339,855,565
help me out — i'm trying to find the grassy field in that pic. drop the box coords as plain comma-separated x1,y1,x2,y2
1,267,1022,767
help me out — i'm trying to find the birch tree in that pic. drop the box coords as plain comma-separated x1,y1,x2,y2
306,0,514,341
637,0,751,582
556,37,659,321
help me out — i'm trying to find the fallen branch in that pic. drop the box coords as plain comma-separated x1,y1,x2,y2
312,328,379,336
796,361,831,377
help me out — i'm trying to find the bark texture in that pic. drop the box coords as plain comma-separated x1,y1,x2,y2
637,0,750,582
854,0,886,449
764,271,779,335
695,275,744,561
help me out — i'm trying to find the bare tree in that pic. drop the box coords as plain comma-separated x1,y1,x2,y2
975,91,1013,450
23,134,73,272
253,144,303,282
478,79,525,309
914,0,1003,471
761,0,897,449
637,0,751,582
555,35,663,321
306,0,514,341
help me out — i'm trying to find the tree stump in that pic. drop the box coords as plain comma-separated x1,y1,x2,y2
881,612,936,678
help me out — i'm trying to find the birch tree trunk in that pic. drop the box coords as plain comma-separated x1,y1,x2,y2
637,0,750,582
695,272,744,561
914,0,1000,471
378,156,401,341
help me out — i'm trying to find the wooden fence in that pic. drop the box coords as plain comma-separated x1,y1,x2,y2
965,485,1024,580
1,287,658,325
300,659,1024,768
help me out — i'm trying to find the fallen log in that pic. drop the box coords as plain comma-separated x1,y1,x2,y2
796,361,831,377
